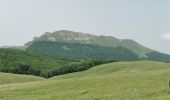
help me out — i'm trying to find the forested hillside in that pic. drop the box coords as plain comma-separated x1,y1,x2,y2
0,49,80,77
0,49,114,78
26,30,152,57
0,49,76,71
146,51,170,62
26,41,139,61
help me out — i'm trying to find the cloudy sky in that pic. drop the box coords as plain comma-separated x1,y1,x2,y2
0,0,170,54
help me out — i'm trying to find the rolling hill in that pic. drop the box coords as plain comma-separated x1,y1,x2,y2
1,61,170,100
0,72,44,85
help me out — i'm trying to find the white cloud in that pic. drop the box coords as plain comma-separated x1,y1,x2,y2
161,33,170,40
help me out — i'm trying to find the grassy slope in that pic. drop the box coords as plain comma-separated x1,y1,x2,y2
0,72,44,85
1,61,170,100
90,37,152,57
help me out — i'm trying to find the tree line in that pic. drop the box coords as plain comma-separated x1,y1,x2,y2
0,60,116,78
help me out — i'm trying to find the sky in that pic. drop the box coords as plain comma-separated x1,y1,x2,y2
0,0,170,54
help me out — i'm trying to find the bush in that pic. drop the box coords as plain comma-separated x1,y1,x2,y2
28,68,41,76
0,64,42,76
40,71,49,78
17,64,30,74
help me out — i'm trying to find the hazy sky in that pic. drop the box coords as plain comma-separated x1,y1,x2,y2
0,0,170,54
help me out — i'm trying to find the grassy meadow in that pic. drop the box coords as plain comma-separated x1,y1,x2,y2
1,61,170,100
0,72,44,85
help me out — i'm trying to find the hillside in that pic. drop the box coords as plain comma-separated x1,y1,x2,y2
25,30,152,58
0,72,44,85
54,60,170,79
27,41,170,62
26,41,138,61
0,48,114,78
0,49,78,77
1,61,170,100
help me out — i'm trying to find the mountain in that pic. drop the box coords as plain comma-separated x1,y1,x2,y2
25,30,170,62
26,41,138,61
25,30,152,58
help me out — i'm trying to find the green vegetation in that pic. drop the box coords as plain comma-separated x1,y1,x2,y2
27,41,170,63
1,61,170,100
26,30,152,57
0,49,114,78
25,30,170,63
0,49,76,71
0,72,44,85
1,30,170,99
146,51,170,62
27,41,139,61
0,49,79,77
42,60,114,78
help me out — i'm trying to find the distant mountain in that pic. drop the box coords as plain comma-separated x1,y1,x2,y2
26,41,139,61
26,30,152,58
25,30,170,62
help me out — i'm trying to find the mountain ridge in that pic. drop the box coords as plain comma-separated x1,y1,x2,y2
25,30,152,58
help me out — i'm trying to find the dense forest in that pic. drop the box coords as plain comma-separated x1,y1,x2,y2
27,41,139,61
146,51,170,63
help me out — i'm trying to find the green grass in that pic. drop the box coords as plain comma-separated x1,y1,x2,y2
1,61,170,100
0,72,44,85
